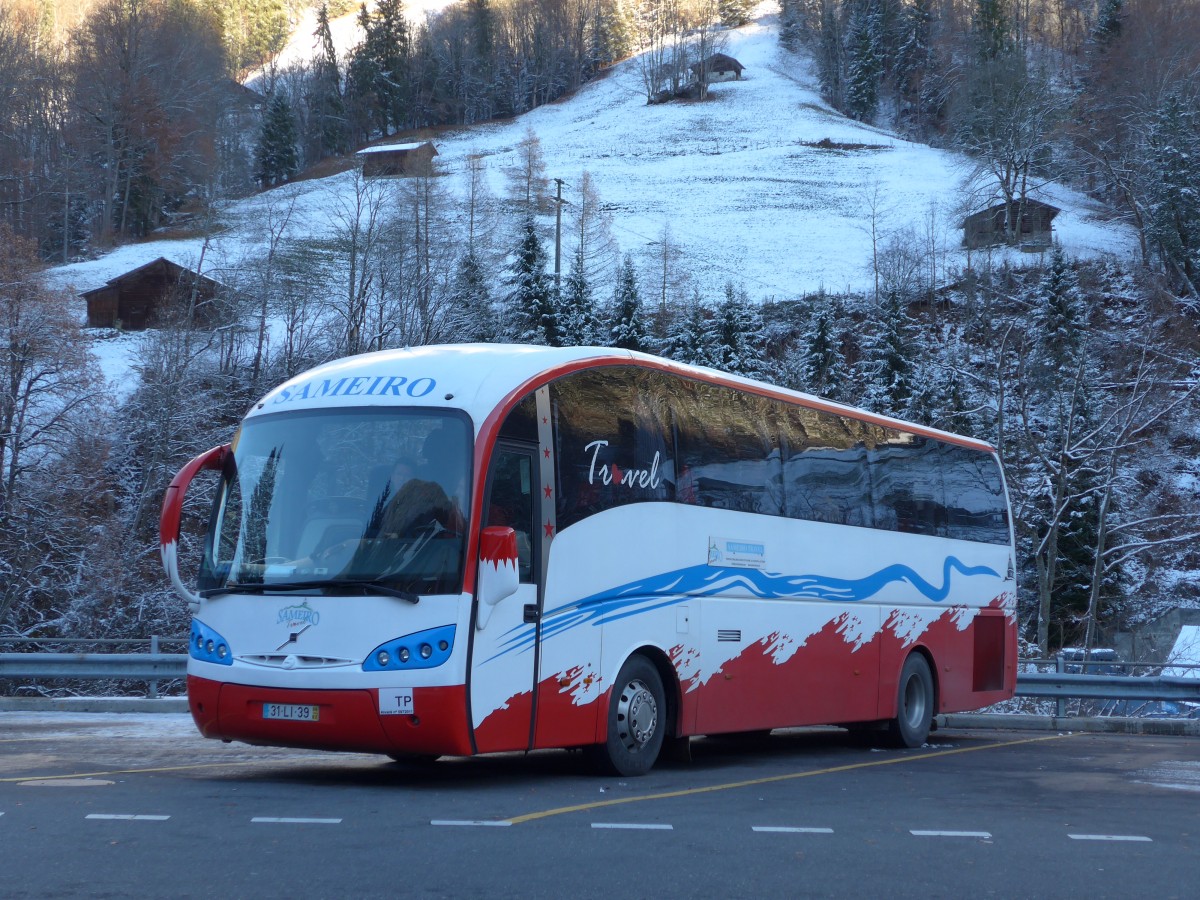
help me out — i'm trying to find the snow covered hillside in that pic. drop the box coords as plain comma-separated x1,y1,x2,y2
45,0,1136,391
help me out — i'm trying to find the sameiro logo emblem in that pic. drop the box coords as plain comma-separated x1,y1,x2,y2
277,601,320,629
272,374,437,404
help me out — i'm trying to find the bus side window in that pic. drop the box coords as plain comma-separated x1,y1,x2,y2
941,444,1009,544
672,380,783,516
486,448,535,582
782,408,874,528
551,368,674,531
869,433,946,537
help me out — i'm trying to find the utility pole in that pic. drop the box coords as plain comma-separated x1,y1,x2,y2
553,178,565,291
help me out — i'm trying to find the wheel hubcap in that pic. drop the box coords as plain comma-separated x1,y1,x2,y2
903,673,927,729
616,678,658,752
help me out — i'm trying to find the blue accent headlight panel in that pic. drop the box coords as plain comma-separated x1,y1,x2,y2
363,624,456,671
190,619,233,666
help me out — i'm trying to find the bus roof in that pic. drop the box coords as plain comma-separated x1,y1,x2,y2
249,343,996,453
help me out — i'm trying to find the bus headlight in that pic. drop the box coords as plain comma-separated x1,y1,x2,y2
190,620,234,666
363,625,455,671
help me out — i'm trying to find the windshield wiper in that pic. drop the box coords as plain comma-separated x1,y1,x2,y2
202,580,420,603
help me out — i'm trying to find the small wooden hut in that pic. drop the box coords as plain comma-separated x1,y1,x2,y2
690,53,745,82
82,257,226,330
357,141,438,178
961,199,1060,249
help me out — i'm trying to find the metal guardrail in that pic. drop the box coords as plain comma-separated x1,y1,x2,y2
1015,672,1200,702
0,653,187,680
1,651,1198,708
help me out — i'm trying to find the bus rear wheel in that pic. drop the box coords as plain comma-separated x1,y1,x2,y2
887,653,934,748
596,655,666,777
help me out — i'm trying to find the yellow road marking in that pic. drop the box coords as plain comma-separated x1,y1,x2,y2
505,733,1077,825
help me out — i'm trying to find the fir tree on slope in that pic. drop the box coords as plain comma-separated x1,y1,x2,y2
503,216,559,345
791,293,850,401
659,289,717,367
609,254,647,351
1035,247,1084,372
561,246,602,345
255,92,299,189
347,0,412,139
447,247,495,342
856,288,918,414
712,282,765,376
1144,93,1200,287
845,0,884,121
308,3,348,161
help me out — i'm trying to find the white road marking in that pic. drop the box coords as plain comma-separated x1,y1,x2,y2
20,779,114,787
591,823,673,830
251,817,342,824
86,814,170,821
752,826,834,834
1068,834,1152,842
910,830,992,839
430,820,512,827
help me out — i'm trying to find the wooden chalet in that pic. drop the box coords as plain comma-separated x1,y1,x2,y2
962,199,1060,249
356,141,438,178
82,257,227,330
690,53,745,82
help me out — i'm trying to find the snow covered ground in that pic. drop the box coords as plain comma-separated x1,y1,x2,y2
43,0,1139,395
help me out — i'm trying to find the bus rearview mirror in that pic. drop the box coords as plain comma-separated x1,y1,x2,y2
476,526,519,630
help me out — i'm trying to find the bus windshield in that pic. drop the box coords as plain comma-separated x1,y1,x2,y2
197,408,472,597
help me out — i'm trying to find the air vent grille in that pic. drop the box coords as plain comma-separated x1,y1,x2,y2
717,629,741,642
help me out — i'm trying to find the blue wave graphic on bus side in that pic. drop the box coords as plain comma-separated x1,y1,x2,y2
483,556,1001,662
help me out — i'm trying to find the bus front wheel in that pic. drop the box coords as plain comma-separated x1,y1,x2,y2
597,655,666,777
887,653,934,748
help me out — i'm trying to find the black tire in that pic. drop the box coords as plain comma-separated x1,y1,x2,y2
596,655,667,777
386,753,440,766
887,653,934,748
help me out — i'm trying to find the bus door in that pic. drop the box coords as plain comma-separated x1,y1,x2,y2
469,441,541,753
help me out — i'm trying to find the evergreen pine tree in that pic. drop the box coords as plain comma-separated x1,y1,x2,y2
1144,93,1200,285
308,3,348,160
1035,247,1084,369
796,294,849,400
660,290,717,366
255,92,299,189
712,282,764,375
609,254,647,351
347,0,411,137
1091,0,1124,49
857,289,918,413
504,216,558,345
974,0,1013,61
447,247,495,341
562,246,601,345
815,2,845,109
719,0,755,27
845,1,884,121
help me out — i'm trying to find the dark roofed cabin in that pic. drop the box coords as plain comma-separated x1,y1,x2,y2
82,258,226,330
690,53,745,82
357,141,438,178
962,199,1060,250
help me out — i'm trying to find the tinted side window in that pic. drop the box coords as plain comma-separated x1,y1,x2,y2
552,368,675,531
870,433,946,537
498,392,538,443
941,444,1010,544
781,407,877,528
673,380,783,516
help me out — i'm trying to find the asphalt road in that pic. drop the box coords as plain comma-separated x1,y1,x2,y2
1,713,1198,899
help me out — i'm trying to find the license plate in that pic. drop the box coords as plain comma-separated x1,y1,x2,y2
263,703,320,722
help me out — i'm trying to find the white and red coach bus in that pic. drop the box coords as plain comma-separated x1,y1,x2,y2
161,344,1016,775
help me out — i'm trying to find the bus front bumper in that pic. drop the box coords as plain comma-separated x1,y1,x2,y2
187,675,474,757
